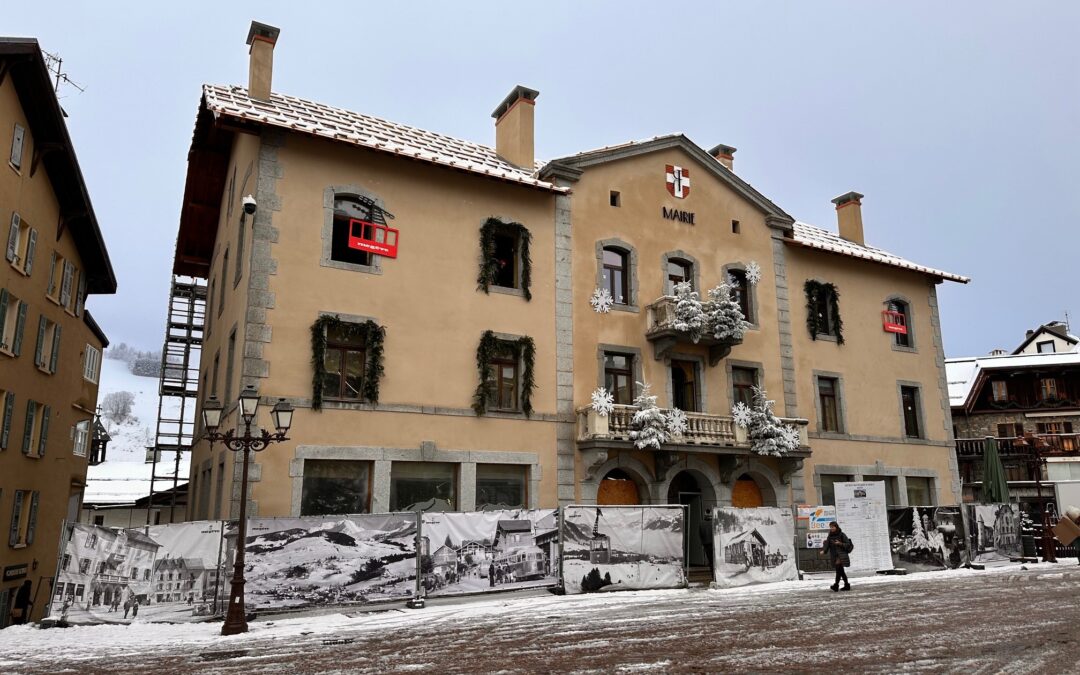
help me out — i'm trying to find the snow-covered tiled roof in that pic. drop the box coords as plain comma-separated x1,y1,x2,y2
945,351,1080,408
202,85,565,193
790,222,970,284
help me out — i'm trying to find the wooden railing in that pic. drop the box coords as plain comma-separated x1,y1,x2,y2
577,405,808,448
956,434,1080,458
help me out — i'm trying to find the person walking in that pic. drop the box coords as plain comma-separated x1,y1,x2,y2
820,521,853,592
123,596,132,619
488,562,495,588
10,580,32,625
131,599,140,618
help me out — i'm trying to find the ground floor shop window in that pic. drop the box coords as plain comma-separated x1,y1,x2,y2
906,476,934,506
476,464,526,509
819,474,853,506
862,475,898,506
301,460,371,516
390,462,456,511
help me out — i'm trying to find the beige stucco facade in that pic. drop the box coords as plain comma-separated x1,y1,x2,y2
178,27,966,552
0,41,115,624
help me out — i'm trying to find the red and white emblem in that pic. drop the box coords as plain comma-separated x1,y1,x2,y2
665,165,690,199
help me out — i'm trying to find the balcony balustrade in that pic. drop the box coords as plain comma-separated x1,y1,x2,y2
644,296,742,365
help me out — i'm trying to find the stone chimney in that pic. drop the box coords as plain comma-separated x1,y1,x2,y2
708,144,737,171
492,85,539,169
831,191,866,246
245,21,281,101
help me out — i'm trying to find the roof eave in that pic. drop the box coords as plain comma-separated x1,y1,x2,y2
786,237,970,284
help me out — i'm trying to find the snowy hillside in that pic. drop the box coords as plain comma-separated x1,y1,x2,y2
84,358,190,504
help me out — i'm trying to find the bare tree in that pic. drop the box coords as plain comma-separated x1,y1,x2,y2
101,391,136,422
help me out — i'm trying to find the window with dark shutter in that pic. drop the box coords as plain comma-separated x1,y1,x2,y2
25,492,39,545
37,405,50,457
34,315,46,367
6,213,20,263
11,301,26,355
21,400,36,455
10,124,25,169
23,229,36,275
49,325,61,373
9,490,24,546
1,391,14,449
59,261,74,308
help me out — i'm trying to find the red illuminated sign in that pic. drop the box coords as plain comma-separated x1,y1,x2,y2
347,218,399,258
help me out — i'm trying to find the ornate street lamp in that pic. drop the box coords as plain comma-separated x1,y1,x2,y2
202,389,294,635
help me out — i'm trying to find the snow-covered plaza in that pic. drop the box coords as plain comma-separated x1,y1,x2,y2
2,563,1079,674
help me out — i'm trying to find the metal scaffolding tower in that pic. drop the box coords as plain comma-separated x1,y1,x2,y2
146,276,206,525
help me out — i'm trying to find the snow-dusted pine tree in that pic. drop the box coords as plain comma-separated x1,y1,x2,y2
672,282,707,343
705,282,750,342
629,382,669,450
909,507,931,550
739,386,800,457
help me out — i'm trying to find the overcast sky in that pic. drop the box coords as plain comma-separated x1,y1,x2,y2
7,2,1079,357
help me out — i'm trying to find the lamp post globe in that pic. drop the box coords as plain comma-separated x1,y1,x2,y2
202,395,224,433
271,398,294,434
239,385,261,426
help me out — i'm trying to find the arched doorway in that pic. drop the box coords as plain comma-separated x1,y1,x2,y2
597,469,641,505
732,473,764,508
668,472,707,566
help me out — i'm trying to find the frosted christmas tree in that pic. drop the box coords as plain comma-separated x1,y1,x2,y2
629,382,669,450
735,386,800,457
909,507,931,550
672,282,707,343
705,281,750,342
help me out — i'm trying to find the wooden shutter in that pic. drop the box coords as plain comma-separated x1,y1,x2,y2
8,491,23,546
37,406,50,457
0,391,13,449
0,288,7,343
21,400,35,454
1067,422,1075,434
11,301,26,355
49,324,61,373
5,212,18,263
47,253,57,296
10,124,25,168
23,228,36,274
60,261,73,307
25,492,39,545
34,315,46,367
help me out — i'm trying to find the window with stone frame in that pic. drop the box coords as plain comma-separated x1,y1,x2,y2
301,460,372,516
604,352,635,405
602,247,630,305
485,342,520,411
665,258,692,295
476,464,527,509
729,269,752,322
886,299,912,348
731,367,758,407
490,226,521,290
901,385,923,438
389,462,456,511
330,196,374,267
817,376,842,433
321,323,367,401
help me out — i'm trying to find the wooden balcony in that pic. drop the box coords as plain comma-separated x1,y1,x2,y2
956,433,1080,460
644,296,742,365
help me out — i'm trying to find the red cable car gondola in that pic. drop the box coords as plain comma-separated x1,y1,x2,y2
347,218,399,258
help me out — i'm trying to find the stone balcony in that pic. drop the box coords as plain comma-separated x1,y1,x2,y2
644,296,742,365
576,404,810,482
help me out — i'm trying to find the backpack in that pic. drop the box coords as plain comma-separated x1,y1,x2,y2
845,537,854,553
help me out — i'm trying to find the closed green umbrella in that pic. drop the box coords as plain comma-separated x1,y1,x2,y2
982,436,1011,504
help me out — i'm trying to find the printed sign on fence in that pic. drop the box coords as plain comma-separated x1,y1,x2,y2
712,507,798,588
419,510,558,597
236,513,418,611
561,506,685,594
834,482,892,572
807,506,837,531
888,506,967,571
806,532,828,549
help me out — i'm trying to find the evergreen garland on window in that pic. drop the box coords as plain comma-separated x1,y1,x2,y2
804,280,844,344
477,217,532,300
311,315,386,410
473,330,536,417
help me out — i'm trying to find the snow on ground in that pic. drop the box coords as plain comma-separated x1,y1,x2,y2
85,358,188,504
1,559,1069,674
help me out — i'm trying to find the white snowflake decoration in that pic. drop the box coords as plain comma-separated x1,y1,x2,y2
731,401,753,428
590,288,614,314
745,261,762,286
590,387,615,417
779,424,801,449
666,408,688,436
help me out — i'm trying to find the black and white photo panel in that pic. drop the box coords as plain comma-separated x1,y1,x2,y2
965,503,1022,565
712,507,798,588
561,505,685,594
50,521,226,624
235,513,418,611
419,509,558,597
887,506,968,571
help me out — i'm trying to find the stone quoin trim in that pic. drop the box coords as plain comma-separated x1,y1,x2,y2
553,182,576,505
769,229,798,417
928,284,962,497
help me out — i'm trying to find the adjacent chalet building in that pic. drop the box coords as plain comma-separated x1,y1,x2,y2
948,321,1080,504
174,23,967,568
0,38,116,624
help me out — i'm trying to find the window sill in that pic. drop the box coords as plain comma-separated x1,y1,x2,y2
46,294,61,306
38,365,54,375
0,346,12,358
891,344,917,354
8,162,21,176
608,304,640,314
10,542,27,550
9,261,29,276
811,333,840,343
486,285,526,298
816,430,848,439
319,257,382,275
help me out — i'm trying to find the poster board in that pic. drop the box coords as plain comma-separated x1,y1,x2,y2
236,513,418,611
712,507,797,588
887,506,967,571
1054,481,1080,516
794,505,836,573
964,503,1022,565
560,505,685,594
418,509,558,597
834,482,892,572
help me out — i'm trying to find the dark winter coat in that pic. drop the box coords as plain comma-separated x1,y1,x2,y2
822,531,853,567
